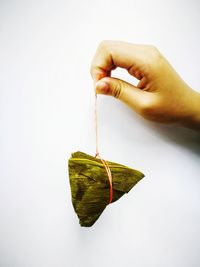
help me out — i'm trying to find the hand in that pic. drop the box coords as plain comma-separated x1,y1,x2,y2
90,41,200,130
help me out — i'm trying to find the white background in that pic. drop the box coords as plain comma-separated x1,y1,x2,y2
0,0,200,266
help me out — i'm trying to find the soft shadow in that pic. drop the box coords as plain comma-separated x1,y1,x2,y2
101,98,200,156
143,120,200,156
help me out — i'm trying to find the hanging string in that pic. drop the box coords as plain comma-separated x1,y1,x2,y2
94,92,113,204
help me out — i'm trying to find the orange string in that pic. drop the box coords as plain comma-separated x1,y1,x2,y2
94,93,113,204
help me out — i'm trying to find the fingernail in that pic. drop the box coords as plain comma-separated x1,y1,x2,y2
96,81,109,94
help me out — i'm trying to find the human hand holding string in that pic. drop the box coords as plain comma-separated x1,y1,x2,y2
90,41,200,130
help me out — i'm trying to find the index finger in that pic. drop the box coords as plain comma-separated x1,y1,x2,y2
90,40,153,82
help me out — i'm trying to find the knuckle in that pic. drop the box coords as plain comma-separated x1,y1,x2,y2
149,45,158,52
147,45,159,54
152,47,161,62
147,45,160,59
98,40,112,52
145,45,163,71
112,81,123,99
99,40,108,50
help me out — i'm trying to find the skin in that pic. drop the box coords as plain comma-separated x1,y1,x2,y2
90,40,200,130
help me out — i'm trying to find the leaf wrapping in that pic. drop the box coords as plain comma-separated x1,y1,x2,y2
68,151,144,227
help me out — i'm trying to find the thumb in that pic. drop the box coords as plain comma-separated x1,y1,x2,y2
95,77,147,113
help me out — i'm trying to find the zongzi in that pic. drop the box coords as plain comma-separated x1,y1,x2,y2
68,151,144,227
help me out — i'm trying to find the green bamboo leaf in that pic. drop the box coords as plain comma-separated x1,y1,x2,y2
68,151,145,227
